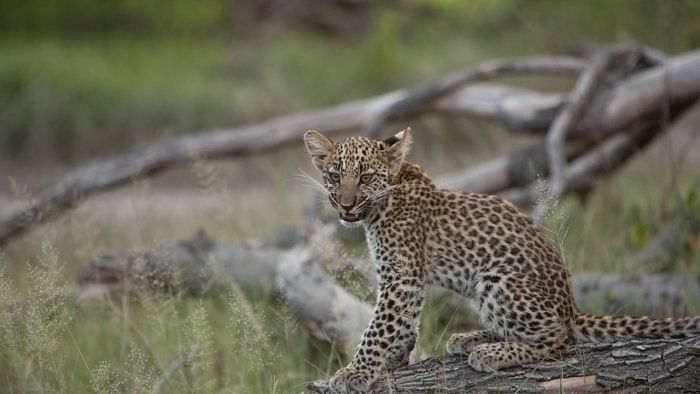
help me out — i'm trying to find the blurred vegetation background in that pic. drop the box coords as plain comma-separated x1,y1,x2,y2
1,0,699,392
1,0,699,165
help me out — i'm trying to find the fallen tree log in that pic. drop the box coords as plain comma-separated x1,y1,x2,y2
4,48,700,246
631,213,700,273
307,337,700,393
500,123,659,207
77,228,373,347
77,231,700,350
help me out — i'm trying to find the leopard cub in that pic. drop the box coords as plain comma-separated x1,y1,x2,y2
303,127,700,393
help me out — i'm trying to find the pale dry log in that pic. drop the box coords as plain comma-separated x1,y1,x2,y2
630,214,700,273
0,57,580,247
77,232,700,341
572,273,700,318
428,85,565,132
277,246,372,346
434,122,653,197
76,230,372,348
361,56,584,137
5,50,700,246
434,138,591,193
500,124,659,207
576,48,700,137
437,49,700,196
307,337,700,393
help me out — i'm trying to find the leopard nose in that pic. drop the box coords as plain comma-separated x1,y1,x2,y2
340,203,354,212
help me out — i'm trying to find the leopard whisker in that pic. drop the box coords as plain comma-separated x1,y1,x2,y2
295,170,330,196
367,184,403,202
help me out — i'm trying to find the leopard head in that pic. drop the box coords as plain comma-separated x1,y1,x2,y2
303,127,412,226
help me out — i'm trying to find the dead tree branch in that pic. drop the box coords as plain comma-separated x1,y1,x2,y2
500,124,659,207
361,56,584,137
0,80,573,247
3,49,700,247
76,229,373,348
535,48,618,221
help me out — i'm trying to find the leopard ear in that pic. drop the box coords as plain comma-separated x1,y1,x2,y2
384,127,412,175
304,130,335,171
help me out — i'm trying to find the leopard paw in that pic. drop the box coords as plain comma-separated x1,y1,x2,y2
467,344,505,372
329,366,374,393
446,333,485,355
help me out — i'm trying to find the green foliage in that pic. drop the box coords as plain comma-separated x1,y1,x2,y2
0,0,227,37
2,1,699,163
0,38,239,162
627,203,649,248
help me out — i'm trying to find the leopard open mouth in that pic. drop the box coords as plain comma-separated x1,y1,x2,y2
340,212,364,222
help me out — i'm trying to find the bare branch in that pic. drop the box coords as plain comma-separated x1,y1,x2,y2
501,124,659,207
2,49,700,246
361,56,584,137
534,48,618,221
0,79,572,247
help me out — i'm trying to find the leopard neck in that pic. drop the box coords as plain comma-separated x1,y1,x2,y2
392,161,435,188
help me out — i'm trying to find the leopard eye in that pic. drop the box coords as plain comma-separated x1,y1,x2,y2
329,172,340,182
359,173,373,184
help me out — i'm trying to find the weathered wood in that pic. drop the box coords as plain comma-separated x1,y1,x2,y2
500,124,659,207
428,85,565,132
536,48,620,221
76,228,373,348
306,337,700,393
77,231,700,351
0,57,581,247
435,120,657,199
577,48,700,137
631,214,700,273
361,56,584,137
4,49,700,247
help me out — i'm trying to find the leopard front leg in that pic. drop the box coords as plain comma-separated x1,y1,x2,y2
329,266,425,393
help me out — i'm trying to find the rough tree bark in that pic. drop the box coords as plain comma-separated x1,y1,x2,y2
3,48,700,246
307,337,700,393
